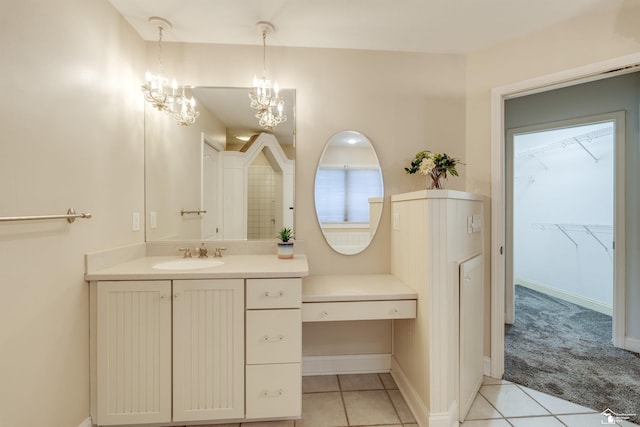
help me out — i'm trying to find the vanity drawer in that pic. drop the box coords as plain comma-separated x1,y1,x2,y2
245,363,301,419
302,300,416,322
246,309,301,364
246,278,301,309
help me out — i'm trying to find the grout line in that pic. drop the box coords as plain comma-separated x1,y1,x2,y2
477,387,508,420
337,375,352,426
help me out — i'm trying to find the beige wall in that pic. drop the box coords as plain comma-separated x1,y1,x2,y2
0,1,145,426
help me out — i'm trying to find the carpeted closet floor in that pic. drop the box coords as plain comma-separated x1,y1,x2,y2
504,285,640,424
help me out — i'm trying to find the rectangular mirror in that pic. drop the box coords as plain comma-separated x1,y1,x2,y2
145,87,296,241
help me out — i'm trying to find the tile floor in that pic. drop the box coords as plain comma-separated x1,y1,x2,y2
463,377,639,427
190,374,639,427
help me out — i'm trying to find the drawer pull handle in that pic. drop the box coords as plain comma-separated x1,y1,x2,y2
391,308,398,314
263,291,284,297
320,310,328,317
262,334,284,342
262,389,283,397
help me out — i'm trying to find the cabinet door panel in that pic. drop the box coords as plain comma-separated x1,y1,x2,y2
173,279,244,422
96,281,172,426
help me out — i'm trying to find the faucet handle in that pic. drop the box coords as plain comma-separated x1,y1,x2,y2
197,243,209,258
179,247,192,258
214,247,227,258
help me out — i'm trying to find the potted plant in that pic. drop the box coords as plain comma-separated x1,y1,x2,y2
405,150,462,189
277,227,294,259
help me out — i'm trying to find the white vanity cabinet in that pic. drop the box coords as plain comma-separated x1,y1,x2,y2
245,278,302,419
90,279,245,426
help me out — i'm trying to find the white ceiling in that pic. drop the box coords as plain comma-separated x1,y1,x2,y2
109,0,620,54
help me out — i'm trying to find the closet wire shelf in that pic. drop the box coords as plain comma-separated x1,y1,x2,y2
532,222,613,252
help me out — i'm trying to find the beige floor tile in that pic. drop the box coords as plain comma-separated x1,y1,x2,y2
507,416,564,426
342,390,400,425
338,373,383,391
518,385,596,415
242,421,294,427
461,419,512,427
302,375,340,393
296,392,347,427
557,412,616,426
379,373,399,389
479,384,549,418
465,394,503,420
387,389,416,423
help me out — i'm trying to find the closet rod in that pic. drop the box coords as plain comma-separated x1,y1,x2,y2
0,208,92,224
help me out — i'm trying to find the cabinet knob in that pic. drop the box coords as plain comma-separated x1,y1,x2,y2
391,308,398,314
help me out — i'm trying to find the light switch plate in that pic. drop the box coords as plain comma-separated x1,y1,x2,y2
150,211,157,229
132,212,141,231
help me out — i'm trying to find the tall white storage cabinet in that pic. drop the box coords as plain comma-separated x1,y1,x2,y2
390,190,484,427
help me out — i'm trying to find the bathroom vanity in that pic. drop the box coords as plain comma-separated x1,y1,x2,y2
85,252,308,426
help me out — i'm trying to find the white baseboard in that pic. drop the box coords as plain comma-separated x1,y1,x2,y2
624,337,640,354
514,277,613,316
78,416,92,427
391,358,431,427
302,354,391,376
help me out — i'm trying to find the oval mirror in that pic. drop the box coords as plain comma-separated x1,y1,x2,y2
314,131,384,255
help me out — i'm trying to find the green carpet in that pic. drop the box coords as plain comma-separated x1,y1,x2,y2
504,285,640,423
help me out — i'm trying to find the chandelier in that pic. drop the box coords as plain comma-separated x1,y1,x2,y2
248,22,287,130
141,17,199,126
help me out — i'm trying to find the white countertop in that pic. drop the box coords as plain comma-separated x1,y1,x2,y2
302,274,417,302
85,254,309,281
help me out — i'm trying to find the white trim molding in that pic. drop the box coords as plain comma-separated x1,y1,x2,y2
624,337,640,354
78,416,92,427
490,51,640,378
301,354,391,376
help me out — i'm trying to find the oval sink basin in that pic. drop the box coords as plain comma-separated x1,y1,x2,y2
152,259,224,270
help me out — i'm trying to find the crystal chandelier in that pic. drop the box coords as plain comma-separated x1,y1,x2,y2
141,17,199,126
248,22,287,130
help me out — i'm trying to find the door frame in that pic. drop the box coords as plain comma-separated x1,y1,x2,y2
490,52,640,378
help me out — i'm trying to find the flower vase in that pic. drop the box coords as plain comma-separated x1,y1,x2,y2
428,172,444,189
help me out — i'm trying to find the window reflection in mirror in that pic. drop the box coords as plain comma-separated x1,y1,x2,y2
315,131,384,255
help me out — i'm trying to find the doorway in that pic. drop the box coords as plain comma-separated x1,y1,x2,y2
506,115,619,325
489,57,640,379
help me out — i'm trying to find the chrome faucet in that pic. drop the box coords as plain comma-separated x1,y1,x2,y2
179,247,192,258
214,247,227,258
196,243,209,258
